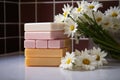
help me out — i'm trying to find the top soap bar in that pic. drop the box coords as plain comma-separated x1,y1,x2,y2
24,22,65,31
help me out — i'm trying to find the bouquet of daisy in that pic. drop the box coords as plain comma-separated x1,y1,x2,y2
54,1,120,70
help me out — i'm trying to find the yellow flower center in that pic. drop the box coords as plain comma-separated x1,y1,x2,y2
70,25,75,31
89,5,94,9
96,55,100,61
96,17,102,22
66,58,72,64
112,12,118,17
83,59,90,65
77,7,82,12
104,22,109,26
63,12,68,17
113,24,118,29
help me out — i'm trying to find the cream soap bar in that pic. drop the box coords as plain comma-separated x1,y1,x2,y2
25,57,61,67
25,48,67,58
25,31,66,39
25,22,65,31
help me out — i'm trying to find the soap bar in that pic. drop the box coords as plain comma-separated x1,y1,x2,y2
48,39,71,48
48,40,64,48
25,22,65,31
25,31,67,39
25,57,61,67
36,40,47,48
25,48,67,58
24,39,71,48
24,40,35,48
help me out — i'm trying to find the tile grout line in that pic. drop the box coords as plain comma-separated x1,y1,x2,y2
35,0,37,22
20,1,82,4
72,0,73,6
0,23,21,24
3,1,18,4
53,0,55,22
4,0,6,54
19,0,21,53
0,36,20,39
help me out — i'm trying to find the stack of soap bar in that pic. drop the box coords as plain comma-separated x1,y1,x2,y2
24,22,71,67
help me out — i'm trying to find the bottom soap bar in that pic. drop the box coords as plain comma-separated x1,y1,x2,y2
25,57,61,67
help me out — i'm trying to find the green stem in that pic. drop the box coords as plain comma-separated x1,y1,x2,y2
93,38,120,52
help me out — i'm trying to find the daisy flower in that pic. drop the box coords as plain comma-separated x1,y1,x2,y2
74,50,83,67
72,1,88,14
91,47,108,66
78,51,97,70
60,52,76,70
75,49,82,56
105,6,120,18
93,11,104,25
70,1,88,22
62,4,73,20
54,14,64,23
64,18,78,38
87,1,102,11
111,18,120,31
101,16,112,30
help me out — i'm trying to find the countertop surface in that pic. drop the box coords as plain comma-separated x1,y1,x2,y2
0,54,120,80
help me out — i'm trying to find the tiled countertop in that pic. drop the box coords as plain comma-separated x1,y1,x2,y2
0,54,120,80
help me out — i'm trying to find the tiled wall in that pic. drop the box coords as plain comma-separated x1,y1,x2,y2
0,0,119,55
0,0,19,55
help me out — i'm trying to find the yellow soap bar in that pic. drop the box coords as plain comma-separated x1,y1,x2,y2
25,48,67,58
25,57,61,67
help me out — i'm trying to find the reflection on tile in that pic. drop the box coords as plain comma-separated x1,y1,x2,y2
6,38,19,53
37,3,53,22
0,24,4,38
0,55,25,80
0,39,5,54
6,3,19,22
25,67,64,80
6,24,19,37
25,65,120,80
21,4,35,23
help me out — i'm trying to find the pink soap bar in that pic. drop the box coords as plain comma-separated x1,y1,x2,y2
48,40,64,48
24,40,35,48
25,31,66,40
36,40,47,48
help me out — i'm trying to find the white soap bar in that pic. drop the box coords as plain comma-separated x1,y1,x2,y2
24,22,65,31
